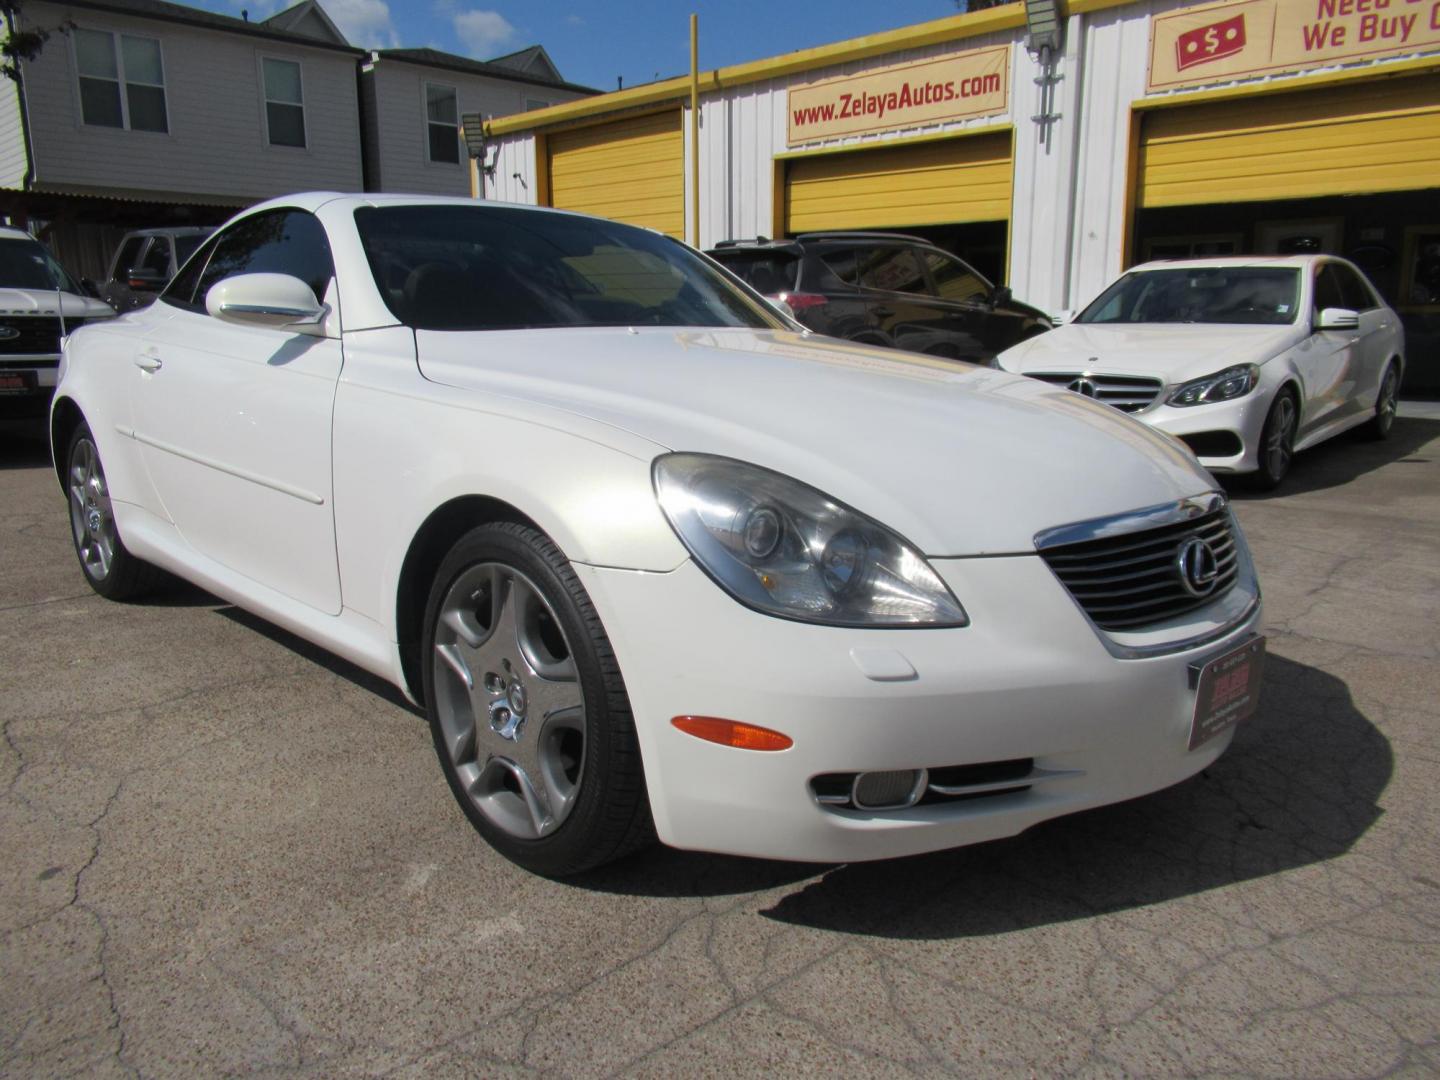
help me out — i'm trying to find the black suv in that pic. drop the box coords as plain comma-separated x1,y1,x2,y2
707,232,1050,364
101,227,213,311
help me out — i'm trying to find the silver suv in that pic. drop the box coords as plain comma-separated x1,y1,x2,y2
101,227,213,311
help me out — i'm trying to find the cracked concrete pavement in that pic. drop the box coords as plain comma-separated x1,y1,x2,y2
2,408,1438,1078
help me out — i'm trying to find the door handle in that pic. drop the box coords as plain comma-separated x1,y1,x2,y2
133,352,162,373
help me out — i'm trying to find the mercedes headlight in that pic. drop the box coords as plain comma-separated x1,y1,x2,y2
1166,364,1259,407
654,453,967,627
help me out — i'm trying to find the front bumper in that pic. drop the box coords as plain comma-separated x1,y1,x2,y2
575,552,1261,864
1137,391,1271,474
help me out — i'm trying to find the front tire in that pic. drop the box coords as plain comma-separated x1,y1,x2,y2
65,422,163,600
420,522,652,877
1251,388,1298,491
1360,363,1399,441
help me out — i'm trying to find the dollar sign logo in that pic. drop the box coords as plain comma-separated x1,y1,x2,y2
1203,26,1221,53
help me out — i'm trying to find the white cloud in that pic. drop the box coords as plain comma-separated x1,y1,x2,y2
565,14,584,26
452,9,517,57
326,0,400,48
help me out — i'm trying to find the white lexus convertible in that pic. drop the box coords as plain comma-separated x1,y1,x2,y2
53,194,1263,876
996,256,1405,489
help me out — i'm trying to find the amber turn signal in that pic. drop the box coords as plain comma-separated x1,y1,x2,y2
670,716,793,751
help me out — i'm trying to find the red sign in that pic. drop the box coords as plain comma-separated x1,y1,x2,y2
1175,13,1248,70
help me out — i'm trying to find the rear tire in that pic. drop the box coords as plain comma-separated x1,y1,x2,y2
420,522,653,877
65,422,164,600
1250,388,1298,491
1360,363,1399,441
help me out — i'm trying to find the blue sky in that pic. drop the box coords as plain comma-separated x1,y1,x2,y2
188,0,965,91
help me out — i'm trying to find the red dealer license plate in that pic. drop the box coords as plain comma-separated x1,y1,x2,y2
1189,636,1265,751
0,371,36,396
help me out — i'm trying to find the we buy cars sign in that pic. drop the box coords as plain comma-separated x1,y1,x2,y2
787,46,1008,146
1149,0,1440,91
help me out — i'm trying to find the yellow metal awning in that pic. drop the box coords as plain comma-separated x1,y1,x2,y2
545,110,684,237
1138,74,1440,208
783,131,1012,233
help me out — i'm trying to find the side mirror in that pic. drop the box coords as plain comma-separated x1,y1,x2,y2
1315,306,1359,331
1051,309,1075,327
125,268,167,292
205,273,328,335
79,276,102,299
990,285,1012,307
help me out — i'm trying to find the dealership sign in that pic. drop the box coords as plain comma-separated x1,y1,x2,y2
1150,0,1440,91
787,46,1008,145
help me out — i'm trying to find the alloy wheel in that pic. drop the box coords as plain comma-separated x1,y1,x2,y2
68,437,117,581
430,562,586,840
1265,394,1296,481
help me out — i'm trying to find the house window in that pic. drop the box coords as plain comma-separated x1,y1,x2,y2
75,29,168,132
263,58,306,148
426,83,459,164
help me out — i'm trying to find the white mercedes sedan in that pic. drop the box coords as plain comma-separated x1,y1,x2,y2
996,256,1405,489
52,194,1264,877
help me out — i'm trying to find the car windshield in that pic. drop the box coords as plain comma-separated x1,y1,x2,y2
1077,267,1300,326
355,205,783,332
0,238,81,293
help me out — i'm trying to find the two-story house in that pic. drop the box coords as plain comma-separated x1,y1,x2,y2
0,0,594,279
359,45,594,197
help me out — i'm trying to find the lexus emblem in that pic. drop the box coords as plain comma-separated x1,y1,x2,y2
0,327,18,341
1067,376,1099,398
1175,537,1220,597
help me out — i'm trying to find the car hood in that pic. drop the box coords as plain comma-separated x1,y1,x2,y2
997,322,1301,381
416,327,1216,556
0,288,114,318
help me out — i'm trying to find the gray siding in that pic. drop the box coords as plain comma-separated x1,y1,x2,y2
18,2,362,201
365,60,585,196
0,67,27,190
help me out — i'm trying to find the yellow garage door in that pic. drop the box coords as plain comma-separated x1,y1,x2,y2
784,132,1012,233
1139,74,1440,208
546,111,684,236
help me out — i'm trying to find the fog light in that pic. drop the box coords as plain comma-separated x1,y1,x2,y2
852,769,926,810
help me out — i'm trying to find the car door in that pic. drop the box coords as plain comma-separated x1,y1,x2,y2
130,208,344,615
103,234,145,311
1332,260,1392,417
1292,262,1360,438
914,247,1023,362
852,245,961,356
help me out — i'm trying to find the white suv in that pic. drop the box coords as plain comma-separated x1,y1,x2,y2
0,226,114,417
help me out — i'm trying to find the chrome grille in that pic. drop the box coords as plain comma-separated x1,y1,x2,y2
1038,506,1239,631
1026,371,1162,412
0,316,61,356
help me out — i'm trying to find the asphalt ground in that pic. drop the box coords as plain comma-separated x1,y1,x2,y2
2,406,1438,1078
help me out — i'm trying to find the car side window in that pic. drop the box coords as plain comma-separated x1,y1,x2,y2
918,249,990,304
193,209,335,313
818,248,861,286
1313,265,1346,312
1333,263,1377,311
140,238,171,276
112,236,143,280
857,247,926,295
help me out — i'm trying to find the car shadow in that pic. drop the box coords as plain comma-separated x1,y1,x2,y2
215,605,422,715
0,419,53,469
1223,415,1438,500
577,654,1392,936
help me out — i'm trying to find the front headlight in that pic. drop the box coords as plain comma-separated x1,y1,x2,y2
1166,364,1260,407
654,453,967,627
